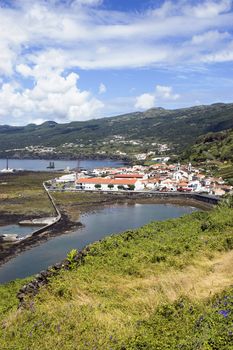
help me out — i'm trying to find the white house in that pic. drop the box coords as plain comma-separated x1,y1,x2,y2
56,173,77,183
76,177,144,191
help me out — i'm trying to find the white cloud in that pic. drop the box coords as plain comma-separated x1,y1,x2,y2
98,82,106,94
135,93,156,109
0,72,104,125
191,30,230,45
135,85,180,110
16,64,33,77
72,0,103,7
0,0,232,77
0,0,232,123
188,0,232,19
155,85,180,100
202,47,233,62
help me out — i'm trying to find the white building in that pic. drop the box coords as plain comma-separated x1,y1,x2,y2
56,173,77,183
76,177,144,191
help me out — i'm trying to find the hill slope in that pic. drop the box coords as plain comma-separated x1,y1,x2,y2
182,128,233,184
182,128,233,162
0,201,233,349
0,103,233,158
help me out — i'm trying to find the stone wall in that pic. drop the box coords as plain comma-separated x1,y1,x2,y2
17,247,90,307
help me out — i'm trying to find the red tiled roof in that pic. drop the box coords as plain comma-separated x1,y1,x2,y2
113,174,143,179
76,177,137,185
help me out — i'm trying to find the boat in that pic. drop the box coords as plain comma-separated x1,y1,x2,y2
0,168,15,173
0,158,16,173
0,234,19,242
46,161,55,169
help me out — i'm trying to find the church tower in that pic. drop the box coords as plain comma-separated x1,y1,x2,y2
188,162,192,173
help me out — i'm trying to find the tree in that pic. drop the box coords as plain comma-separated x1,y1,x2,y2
117,185,124,190
95,184,101,190
108,184,114,190
128,184,135,191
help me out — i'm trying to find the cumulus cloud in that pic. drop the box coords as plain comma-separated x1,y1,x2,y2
98,83,106,94
155,85,180,101
0,71,104,125
135,93,156,110
0,0,232,123
135,85,180,110
0,0,232,77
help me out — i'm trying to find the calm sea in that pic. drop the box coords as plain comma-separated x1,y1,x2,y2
0,158,125,172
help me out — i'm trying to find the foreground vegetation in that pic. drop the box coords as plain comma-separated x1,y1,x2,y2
0,199,233,349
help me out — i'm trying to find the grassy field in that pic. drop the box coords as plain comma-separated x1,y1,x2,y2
0,200,232,349
0,172,62,219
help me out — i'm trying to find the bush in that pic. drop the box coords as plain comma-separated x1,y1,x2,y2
66,249,78,270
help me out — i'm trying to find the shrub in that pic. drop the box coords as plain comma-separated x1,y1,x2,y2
66,249,78,270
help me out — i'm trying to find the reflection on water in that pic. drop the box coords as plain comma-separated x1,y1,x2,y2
0,203,196,283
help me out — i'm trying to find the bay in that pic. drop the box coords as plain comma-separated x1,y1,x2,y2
0,158,125,172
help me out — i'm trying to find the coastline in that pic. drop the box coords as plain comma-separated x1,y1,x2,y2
0,154,131,162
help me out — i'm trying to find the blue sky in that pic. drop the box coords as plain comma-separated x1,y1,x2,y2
0,0,233,125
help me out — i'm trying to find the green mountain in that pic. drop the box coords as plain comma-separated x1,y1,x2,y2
0,102,233,158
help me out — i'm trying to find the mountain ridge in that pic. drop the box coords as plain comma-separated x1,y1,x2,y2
0,102,233,158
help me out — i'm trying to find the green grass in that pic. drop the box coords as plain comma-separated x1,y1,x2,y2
0,202,233,349
0,278,31,317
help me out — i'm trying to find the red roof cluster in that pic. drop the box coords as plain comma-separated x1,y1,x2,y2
113,173,143,179
76,177,137,185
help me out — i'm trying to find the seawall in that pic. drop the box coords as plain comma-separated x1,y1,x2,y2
66,189,220,206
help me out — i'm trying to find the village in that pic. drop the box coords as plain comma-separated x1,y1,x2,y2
48,161,233,197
